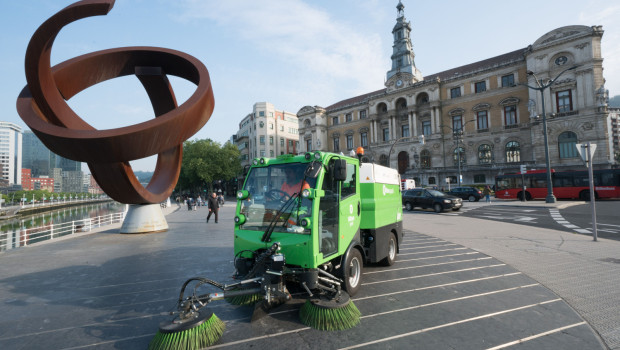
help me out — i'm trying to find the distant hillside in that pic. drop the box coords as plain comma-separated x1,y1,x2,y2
610,95,620,108
134,171,153,183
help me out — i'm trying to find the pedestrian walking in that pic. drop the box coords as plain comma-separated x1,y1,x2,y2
206,192,219,223
483,185,492,203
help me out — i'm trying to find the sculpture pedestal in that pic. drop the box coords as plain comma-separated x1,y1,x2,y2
120,204,168,233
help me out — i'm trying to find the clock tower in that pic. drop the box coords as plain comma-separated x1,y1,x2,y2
385,1,422,90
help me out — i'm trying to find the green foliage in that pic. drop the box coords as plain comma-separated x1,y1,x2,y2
176,139,242,193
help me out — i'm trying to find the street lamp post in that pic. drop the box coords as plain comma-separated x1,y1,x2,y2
440,120,475,187
524,65,580,203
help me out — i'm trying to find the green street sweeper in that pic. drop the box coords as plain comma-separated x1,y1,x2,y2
149,148,403,349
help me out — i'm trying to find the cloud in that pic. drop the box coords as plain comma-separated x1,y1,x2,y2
177,0,387,93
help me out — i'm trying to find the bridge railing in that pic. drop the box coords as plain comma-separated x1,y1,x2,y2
0,211,126,252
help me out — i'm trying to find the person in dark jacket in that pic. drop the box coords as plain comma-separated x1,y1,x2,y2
206,192,219,223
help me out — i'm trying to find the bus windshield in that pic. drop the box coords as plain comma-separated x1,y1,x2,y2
239,163,315,234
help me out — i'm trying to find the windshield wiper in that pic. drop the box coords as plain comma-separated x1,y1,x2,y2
261,192,299,243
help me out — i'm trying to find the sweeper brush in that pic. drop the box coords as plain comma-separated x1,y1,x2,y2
300,293,361,331
148,309,225,350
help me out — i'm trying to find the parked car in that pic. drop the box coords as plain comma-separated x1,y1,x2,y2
446,187,483,202
402,188,463,213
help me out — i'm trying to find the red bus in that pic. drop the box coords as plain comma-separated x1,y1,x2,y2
495,168,620,200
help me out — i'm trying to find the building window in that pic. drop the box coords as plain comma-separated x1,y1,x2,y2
269,136,273,145
306,139,312,152
556,90,573,113
477,111,488,130
450,87,461,98
402,124,410,138
333,138,340,152
506,141,520,163
281,138,284,147
259,136,265,145
428,177,436,185
346,135,354,150
501,74,515,87
420,149,431,168
558,131,578,158
453,147,466,165
270,150,274,157
504,105,517,126
422,121,431,135
475,81,486,93
379,154,388,167
383,128,390,142
259,111,265,117
473,174,486,183
260,150,265,157
452,115,463,132
361,132,368,147
478,144,492,164
360,110,367,119
332,117,339,125
346,113,352,122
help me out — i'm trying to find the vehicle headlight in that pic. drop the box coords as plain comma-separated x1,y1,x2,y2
300,217,311,229
234,214,246,225
443,199,451,204
237,190,249,200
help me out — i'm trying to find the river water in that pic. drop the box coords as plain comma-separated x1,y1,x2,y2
0,202,125,252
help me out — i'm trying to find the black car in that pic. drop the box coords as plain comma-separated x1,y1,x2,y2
402,188,463,213
446,187,483,202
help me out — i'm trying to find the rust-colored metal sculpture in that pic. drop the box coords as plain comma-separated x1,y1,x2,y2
16,0,214,204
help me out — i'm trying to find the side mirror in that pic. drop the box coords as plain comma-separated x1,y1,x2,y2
333,159,347,181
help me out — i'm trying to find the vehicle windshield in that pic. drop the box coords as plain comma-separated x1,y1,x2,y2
239,162,315,234
427,189,448,197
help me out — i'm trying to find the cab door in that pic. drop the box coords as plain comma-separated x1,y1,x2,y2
337,160,360,256
318,158,360,258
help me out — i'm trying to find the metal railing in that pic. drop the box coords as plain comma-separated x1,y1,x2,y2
0,211,126,252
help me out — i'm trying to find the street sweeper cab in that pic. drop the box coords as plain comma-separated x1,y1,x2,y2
149,149,403,349
233,150,403,295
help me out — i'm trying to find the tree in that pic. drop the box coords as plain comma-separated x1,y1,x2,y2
176,139,242,194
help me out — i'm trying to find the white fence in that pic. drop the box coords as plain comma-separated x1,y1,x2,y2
0,211,126,252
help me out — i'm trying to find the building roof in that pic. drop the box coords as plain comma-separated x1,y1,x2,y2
324,48,526,112
424,48,526,82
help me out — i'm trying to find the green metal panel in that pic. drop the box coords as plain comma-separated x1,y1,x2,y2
360,182,402,229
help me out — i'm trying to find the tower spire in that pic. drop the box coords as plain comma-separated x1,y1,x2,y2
386,1,423,87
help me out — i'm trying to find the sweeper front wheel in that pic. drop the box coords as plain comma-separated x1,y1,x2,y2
148,308,225,350
339,248,363,296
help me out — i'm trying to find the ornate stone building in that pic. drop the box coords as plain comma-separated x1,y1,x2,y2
236,102,300,168
297,1,613,187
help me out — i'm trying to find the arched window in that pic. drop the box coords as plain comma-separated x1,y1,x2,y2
304,119,311,127
506,141,520,163
453,147,466,165
420,149,431,168
558,131,578,158
379,154,389,167
478,144,492,164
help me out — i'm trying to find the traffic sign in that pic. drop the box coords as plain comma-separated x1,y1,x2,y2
520,165,526,174
575,143,597,163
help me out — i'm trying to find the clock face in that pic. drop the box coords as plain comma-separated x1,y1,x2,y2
555,56,568,66
396,79,403,87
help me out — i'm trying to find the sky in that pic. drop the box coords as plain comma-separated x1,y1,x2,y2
1,0,618,172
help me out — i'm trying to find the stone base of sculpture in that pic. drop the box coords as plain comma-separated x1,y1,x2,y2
120,204,168,234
